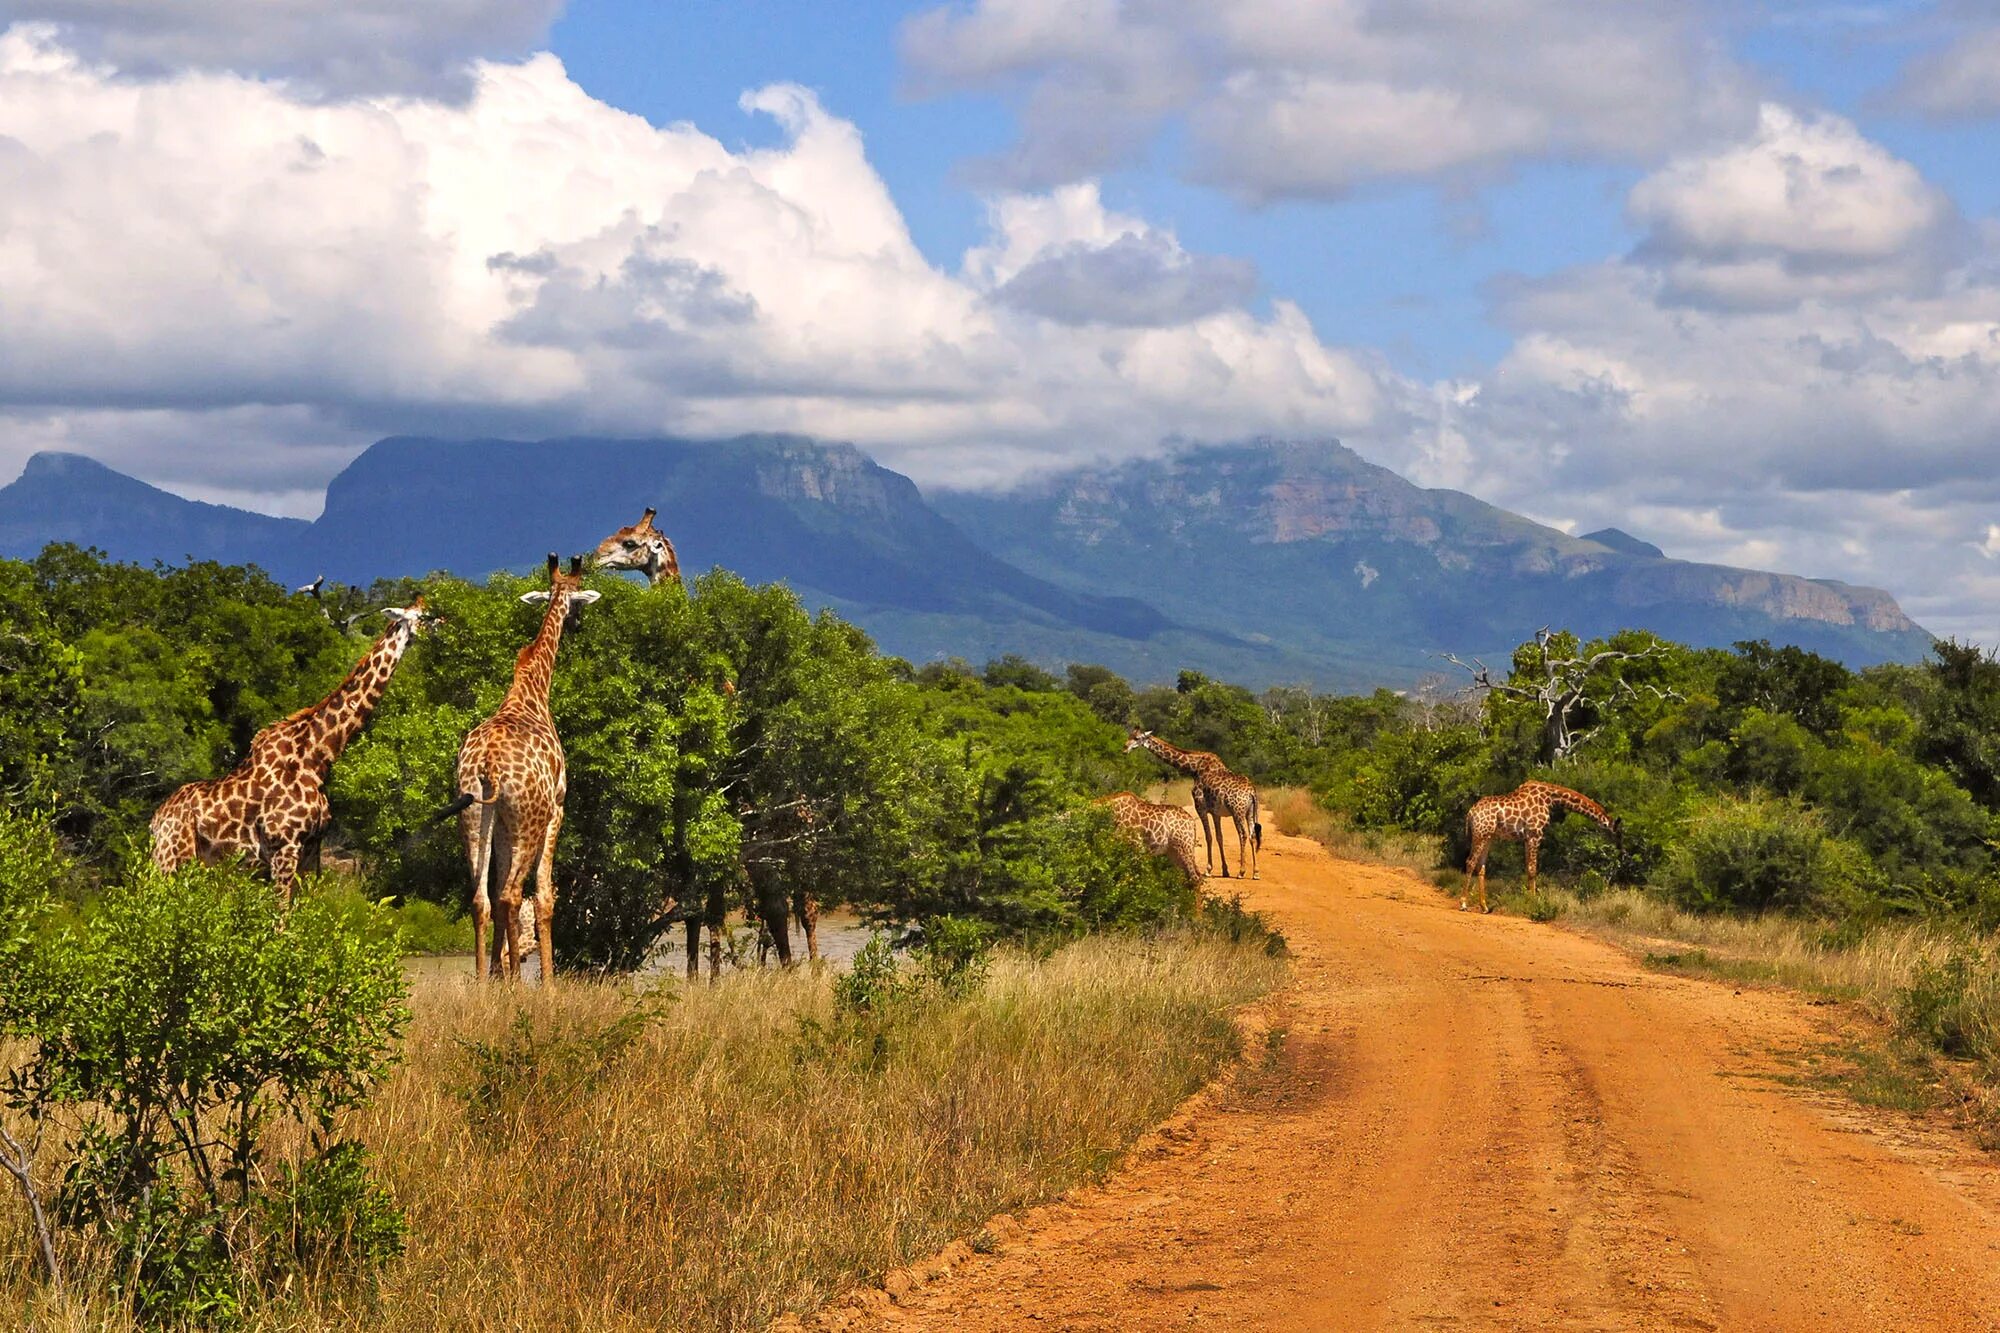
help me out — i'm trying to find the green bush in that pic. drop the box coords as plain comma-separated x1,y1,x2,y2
1895,943,2000,1064
1657,797,1877,914
0,862,409,1325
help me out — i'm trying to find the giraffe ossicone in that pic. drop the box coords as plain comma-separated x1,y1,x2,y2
592,506,683,587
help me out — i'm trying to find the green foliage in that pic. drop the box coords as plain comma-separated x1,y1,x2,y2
832,935,916,1017
455,1006,649,1135
911,915,995,995
0,861,408,1324
1898,945,1995,1060
1916,639,2000,809
1343,724,1491,836
1657,797,1877,914
257,1141,408,1288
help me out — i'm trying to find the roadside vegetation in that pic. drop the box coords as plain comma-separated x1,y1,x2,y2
0,548,1284,1328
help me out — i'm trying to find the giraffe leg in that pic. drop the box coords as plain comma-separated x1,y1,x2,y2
268,843,301,907
464,803,495,981
534,811,562,988
1463,835,1491,911
1240,792,1256,876
490,829,527,982
1525,835,1540,901
798,890,820,963
1206,801,1231,878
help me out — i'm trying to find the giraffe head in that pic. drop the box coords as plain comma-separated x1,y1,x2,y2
1124,727,1153,753
519,554,601,623
380,595,442,634
592,507,681,587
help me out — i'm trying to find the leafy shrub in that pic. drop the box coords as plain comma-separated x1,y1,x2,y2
833,935,915,1017
1657,797,1877,914
1195,893,1288,957
455,1006,649,1135
258,1142,407,1287
912,915,994,995
1898,946,1997,1061
0,862,409,1324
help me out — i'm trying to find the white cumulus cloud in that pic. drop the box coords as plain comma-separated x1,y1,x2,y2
0,24,1384,498
902,0,1755,198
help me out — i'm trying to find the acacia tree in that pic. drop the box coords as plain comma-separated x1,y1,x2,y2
1440,627,1679,764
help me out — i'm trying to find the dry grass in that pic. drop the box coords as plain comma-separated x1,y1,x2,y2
1500,885,2000,1138
2,930,1284,1331
1262,786,1442,873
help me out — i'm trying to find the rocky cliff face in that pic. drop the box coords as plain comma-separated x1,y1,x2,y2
0,434,1932,688
933,438,1930,672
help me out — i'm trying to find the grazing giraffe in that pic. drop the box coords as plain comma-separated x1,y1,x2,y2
1124,729,1261,879
592,506,773,977
1095,791,1206,883
150,599,437,900
592,506,682,587
442,555,600,982
1462,780,1621,913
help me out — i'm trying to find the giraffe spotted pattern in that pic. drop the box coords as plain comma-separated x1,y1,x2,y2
150,600,435,900
1125,728,1261,879
1096,791,1207,883
452,555,600,983
1463,779,1620,913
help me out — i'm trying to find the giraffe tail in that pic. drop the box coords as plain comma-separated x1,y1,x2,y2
432,780,497,823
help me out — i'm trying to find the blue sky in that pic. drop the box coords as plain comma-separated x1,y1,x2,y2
1,1,1999,638
547,0,1990,377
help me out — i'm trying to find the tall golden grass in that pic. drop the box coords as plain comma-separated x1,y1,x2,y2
2,930,1283,1331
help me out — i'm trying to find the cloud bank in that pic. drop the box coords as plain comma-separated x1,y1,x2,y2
0,24,1379,500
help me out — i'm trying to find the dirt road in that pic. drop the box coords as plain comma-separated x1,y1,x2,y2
852,823,2000,1331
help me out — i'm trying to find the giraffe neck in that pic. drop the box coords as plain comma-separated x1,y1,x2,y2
506,589,572,711
1547,786,1614,829
1142,734,1211,778
306,620,415,759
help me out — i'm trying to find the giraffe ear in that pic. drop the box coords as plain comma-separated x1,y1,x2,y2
519,590,552,605
570,590,602,606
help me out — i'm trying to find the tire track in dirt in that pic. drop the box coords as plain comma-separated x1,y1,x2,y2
819,824,2000,1331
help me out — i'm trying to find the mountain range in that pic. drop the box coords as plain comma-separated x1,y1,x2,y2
0,436,1932,689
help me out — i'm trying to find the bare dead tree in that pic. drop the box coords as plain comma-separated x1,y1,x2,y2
0,1118,59,1284
1437,627,1678,762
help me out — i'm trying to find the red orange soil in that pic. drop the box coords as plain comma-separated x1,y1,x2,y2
828,821,2000,1331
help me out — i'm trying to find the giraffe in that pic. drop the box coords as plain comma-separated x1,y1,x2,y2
150,599,437,900
592,506,682,587
442,554,600,982
593,506,822,976
1124,728,1260,879
1095,791,1206,883
1462,779,1621,913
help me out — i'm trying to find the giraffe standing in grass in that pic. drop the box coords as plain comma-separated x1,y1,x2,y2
1125,728,1260,879
1462,780,1620,913
150,600,437,900
1095,791,1206,883
441,555,600,982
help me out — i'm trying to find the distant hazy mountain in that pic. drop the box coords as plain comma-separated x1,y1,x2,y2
932,439,1931,679
0,435,1931,688
0,452,307,570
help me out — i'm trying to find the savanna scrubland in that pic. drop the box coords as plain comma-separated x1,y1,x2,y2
6,544,2000,1325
